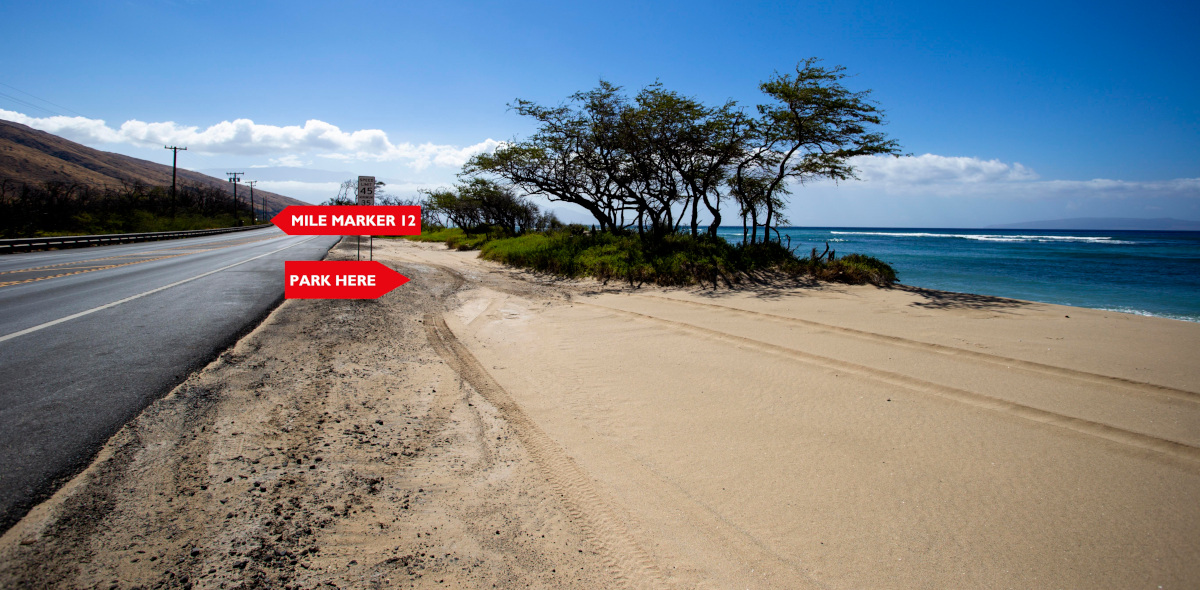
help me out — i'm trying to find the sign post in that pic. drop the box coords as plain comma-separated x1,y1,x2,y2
357,176,376,260
356,176,376,206
271,192,420,299
285,260,409,299
271,206,420,235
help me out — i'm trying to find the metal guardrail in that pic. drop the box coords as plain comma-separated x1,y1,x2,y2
0,224,272,254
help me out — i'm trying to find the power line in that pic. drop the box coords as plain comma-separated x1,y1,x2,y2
0,92,63,117
0,82,88,118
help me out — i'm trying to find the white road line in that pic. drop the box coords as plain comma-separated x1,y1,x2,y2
0,236,320,344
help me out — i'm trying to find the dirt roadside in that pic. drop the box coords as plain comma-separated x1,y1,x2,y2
0,238,621,589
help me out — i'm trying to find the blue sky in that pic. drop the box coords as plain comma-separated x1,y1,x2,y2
2,0,1198,227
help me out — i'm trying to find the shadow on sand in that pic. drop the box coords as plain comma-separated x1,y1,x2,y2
632,274,854,302
579,273,1035,314
899,285,1033,312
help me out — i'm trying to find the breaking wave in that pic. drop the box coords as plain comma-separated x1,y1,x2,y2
1095,307,1200,323
829,231,1134,244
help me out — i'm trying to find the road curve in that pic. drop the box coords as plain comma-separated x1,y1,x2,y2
0,227,341,532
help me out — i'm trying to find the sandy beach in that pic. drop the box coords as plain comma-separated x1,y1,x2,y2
2,236,1198,589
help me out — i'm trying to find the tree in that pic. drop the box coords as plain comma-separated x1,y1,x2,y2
626,85,752,236
466,60,899,242
734,58,901,242
621,84,709,235
321,179,358,206
466,81,743,236
421,179,556,235
464,82,633,232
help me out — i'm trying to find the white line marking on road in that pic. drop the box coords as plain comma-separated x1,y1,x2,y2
0,236,321,344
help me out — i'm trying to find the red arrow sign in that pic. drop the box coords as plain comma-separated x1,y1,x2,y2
285,260,410,299
272,206,422,235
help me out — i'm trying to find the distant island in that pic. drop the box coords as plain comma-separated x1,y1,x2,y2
987,217,1200,231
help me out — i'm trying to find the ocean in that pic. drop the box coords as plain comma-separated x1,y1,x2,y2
715,227,1200,323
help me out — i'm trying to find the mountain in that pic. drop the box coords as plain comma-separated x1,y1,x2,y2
986,217,1200,231
0,119,310,213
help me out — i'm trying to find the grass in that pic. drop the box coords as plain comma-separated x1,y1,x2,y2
810,253,898,286
408,226,900,288
402,227,466,243
401,227,501,251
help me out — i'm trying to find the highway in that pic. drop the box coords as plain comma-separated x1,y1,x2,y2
0,227,341,531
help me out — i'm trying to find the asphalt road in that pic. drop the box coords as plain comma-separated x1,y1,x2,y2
0,227,341,532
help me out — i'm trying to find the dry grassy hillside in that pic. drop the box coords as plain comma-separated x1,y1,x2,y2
0,119,309,213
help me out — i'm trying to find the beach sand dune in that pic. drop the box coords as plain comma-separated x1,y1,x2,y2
397,240,1200,589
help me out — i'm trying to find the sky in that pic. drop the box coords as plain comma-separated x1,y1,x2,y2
2,0,1198,227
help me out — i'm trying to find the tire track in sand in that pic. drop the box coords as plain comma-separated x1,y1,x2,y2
424,312,669,590
578,301,1200,469
630,293,1199,403
393,245,1196,402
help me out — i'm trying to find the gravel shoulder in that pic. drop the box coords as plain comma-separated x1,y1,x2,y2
0,237,615,589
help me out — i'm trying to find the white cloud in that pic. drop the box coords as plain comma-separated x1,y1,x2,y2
254,180,343,193
266,155,311,168
1034,177,1200,196
0,110,125,143
253,179,447,205
0,109,500,170
4,106,1195,214
849,153,1038,184
826,154,1200,201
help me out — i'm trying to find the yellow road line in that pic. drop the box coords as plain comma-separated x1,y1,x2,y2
0,253,148,275
0,235,282,287
0,254,190,287
0,236,319,343
0,235,279,276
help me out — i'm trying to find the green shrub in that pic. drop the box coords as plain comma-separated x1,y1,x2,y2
403,227,466,243
402,226,513,251
446,232,490,250
822,253,898,286
415,226,897,288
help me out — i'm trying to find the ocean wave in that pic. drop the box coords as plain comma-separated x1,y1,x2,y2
717,231,847,243
828,231,1134,244
1094,307,1200,323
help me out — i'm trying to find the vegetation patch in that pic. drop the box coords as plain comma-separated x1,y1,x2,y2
1,181,264,238
469,228,898,288
399,228,494,251
401,227,466,243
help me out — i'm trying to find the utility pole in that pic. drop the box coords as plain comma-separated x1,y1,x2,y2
247,180,258,224
164,146,187,218
227,172,244,225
